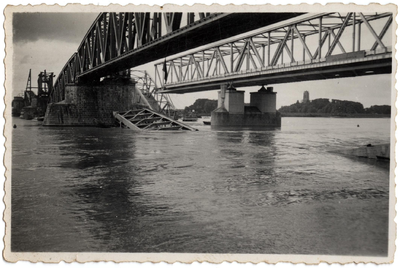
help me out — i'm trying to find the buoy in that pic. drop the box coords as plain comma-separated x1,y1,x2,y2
357,124,359,127
13,124,16,129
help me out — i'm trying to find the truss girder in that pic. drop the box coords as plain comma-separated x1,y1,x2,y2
130,70,176,117
155,12,392,89
50,12,216,103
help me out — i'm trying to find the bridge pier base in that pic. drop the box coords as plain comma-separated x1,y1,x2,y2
43,79,152,126
211,85,281,128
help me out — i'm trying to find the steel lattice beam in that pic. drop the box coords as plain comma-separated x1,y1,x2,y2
51,12,223,102
155,12,392,92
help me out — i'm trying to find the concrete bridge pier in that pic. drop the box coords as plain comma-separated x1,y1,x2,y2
43,78,153,126
211,85,281,128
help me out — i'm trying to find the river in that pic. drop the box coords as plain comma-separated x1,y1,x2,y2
11,117,391,255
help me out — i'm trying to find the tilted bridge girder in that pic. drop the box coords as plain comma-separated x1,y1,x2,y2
154,12,393,93
131,70,176,117
51,12,304,103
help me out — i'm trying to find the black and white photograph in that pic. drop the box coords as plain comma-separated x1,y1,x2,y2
2,2,397,264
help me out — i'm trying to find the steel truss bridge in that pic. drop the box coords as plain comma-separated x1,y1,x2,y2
50,12,303,103
153,12,393,93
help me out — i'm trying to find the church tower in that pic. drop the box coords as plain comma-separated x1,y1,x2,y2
303,91,310,103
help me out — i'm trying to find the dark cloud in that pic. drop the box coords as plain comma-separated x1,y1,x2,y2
13,13,99,44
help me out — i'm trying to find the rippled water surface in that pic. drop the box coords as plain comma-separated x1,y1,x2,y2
11,117,390,255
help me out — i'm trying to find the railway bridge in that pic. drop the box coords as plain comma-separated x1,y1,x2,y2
43,11,393,128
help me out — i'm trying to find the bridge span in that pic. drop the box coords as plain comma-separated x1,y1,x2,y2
160,50,391,93
51,12,303,103
154,12,392,93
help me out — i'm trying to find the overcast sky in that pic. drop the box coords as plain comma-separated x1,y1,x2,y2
11,12,393,109
12,13,98,99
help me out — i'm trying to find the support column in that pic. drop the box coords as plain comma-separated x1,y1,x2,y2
250,86,277,114
224,88,245,114
212,85,280,128
217,84,228,109
212,84,244,126
43,79,151,126
216,84,245,113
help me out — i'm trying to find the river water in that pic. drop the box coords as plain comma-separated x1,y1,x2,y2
11,117,390,255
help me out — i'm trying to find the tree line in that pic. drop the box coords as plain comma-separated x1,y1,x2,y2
278,98,390,115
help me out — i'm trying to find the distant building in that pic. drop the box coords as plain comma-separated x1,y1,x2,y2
303,91,310,103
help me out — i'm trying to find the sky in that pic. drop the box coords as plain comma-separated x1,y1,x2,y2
11,12,393,110
12,13,98,98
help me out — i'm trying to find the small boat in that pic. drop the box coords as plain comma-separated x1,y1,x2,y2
201,116,211,125
36,117,44,122
182,111,199,122
182,117,198,122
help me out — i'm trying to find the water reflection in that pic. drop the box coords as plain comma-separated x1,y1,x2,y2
213,130,279,199
56,129,182,252
11,118,390,255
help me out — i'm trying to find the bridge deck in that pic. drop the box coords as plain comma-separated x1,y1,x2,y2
161,51,392,93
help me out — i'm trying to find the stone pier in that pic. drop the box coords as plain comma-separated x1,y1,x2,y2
211,85,281,128
43,79,152,126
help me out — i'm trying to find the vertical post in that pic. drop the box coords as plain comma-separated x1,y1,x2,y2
267,32,271,66
190,57,193,79
145,13,151,45
127,14,133,50
230,43,234,72
303,35,306,62
157,65,165,88
157,12,162,38
154,65,157,88
281,47,284,64
357,22,361,51
150,13,157,40
180,57,183,81
109,14,115,59
291,27,294,63
318,16,322,59
170,61,173,83
246,42,250,70
202,51,205,78
352,12,356,52
262,44,265,66
187,13,195,25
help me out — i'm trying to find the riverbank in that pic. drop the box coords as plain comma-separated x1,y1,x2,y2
281,113,390,118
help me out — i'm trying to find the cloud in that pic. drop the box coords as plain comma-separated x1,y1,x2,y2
13,13,98,44
10,13,98,96
12,38,79,96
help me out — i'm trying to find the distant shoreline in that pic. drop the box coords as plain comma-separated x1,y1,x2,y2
280,113,390,118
